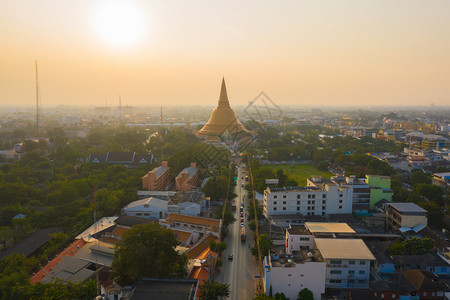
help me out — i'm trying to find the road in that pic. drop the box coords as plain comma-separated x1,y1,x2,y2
215,163,257,300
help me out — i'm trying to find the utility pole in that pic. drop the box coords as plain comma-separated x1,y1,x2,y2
35,60,42,137
160,106,164,161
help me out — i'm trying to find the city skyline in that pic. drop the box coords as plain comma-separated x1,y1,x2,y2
1,0,450,107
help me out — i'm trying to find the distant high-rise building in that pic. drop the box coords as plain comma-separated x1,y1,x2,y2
198,78,247,136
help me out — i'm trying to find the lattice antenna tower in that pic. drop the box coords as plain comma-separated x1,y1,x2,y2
35,60,43,137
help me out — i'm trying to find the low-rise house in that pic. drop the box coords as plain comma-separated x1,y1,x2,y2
402,270,449,299
264,250,326,300
385,202,428,230
314,238,375,289
122,197,169,220
87,152,153,167
160,213,221,241
432,172,450,190
391,254,450,278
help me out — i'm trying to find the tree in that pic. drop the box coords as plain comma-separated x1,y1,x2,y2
252,234,273,256
297,288,314,300
405,237,435,255
199,281,230,300
214,207,235,228
111,223,187,284
388,240,405,255
410,171,431,186
414,184,444,205
317,161,329,172
274,292,289,300
203,176,229,201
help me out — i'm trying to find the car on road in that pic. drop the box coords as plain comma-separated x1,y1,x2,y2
240,222,244,227
240,217,244,223
241,184,244,187
228,254,233,260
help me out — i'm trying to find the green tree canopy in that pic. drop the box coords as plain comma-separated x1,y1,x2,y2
405,237,435,255
199,281,230,300
111,223,187,284
297,288,314,300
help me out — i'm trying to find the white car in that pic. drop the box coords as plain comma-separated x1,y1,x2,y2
240,222,244,227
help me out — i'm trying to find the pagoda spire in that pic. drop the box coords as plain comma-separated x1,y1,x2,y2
218,77,230,107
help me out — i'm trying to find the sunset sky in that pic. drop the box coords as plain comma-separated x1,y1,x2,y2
1,0,450,107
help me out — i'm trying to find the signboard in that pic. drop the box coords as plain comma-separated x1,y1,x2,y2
265,179,279,184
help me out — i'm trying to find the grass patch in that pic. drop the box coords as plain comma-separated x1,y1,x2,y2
263,164,333,186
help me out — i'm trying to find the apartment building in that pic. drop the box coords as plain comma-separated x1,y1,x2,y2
286,222,357,254
176,162,199,192
142,161,170,191
264,250,326,300
314,238,375,289
385,202,428,230
263,183,352,222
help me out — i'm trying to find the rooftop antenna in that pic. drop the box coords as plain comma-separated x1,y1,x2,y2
35,60,43,137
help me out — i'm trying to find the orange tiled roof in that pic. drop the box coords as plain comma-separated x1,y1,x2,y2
99,237,120,245
30,239,87,284
186,234,218,259
111,226,129,238
171,229,192,244
165,213,220,229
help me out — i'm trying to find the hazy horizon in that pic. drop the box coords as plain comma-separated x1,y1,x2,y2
1,0,450,107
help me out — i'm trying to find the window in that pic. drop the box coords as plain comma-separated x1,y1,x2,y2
274,196,277,199
349,279,354,283
330,279,341,283
423,292,427,296
349,261,355,265
330,270,342,274
308,201,311,205
359,270,365,274
136,213,142,216
283,207,286,210
297,195,301,199
322,212,325,216
311,212,315,215
322,200,326,204
322,206,326,210
339,200,343,203
358,280,365,283
274,207,277,211
300,237,310,241
144,204,149,208
392,295,396,299
297,207,300,211
283,195,286,199
283,201,286,204
274,201,277,205
381,294,384,298
308,194,311,199
144,213,150,216
348,270,355,274
312,195,315,199
322,194,326,198
339,194,343,197
297,201,300,205
288,274,291,276
339,206,342,209
330,260,342,265
360,261,366,265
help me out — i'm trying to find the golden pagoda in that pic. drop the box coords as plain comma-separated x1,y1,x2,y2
198,78,247,136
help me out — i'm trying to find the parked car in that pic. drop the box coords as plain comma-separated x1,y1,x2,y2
228,254,233,260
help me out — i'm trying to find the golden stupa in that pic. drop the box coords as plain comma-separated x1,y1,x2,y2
198,78,247,136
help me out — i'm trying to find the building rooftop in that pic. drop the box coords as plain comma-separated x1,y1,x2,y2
114,215,158,227
163,213,221,230
403,269,449,291
287,225,309,235
168,191,203,205
176,166,197,179
270,250,324,267
387,202,427,214
0,227,61,260
305,222,356,234
75,217,117,239
268,186,321,192
130,278,198,300
152,165,169,178
185,233,218,259
314,238,375,260
122,197,168,211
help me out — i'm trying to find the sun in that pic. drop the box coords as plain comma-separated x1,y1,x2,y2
94,1,146,47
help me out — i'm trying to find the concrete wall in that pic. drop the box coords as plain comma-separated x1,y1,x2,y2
266,260,326,300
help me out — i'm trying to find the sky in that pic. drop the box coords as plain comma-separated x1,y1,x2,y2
1,0,450,107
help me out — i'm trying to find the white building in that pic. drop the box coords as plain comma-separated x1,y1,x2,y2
122,197,169,220
264,250,326,300
286,222,357,254
314,238,375,289
263,184,352,223
123,191,207,220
